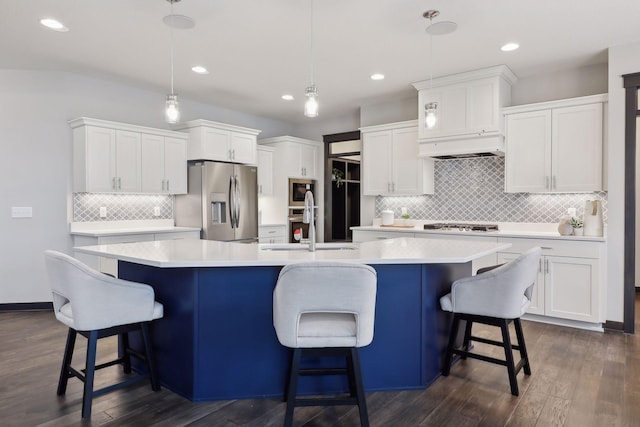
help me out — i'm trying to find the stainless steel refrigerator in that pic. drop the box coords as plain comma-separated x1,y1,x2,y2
175,161,258,242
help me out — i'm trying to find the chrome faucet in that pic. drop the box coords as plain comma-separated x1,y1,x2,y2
302,185,316,252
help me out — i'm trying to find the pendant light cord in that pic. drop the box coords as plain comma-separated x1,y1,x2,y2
170,1,175,95
429,15,433,92
309,0,314,86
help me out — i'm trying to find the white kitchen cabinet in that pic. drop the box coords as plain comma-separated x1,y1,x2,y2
70,117,188,194
361,120,434,196
504,95,606,193
257,145,274,196
497,237,603,323
258,224,286,244
173,119,261,164
412,65,516,143
72,125,142,193
266,139,318,179
141,135,187,194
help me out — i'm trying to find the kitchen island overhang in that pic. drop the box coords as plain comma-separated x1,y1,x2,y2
74,238,511,401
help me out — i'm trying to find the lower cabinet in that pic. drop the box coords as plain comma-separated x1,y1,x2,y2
73,230,200,277
258,225,287,244
497,237,603,323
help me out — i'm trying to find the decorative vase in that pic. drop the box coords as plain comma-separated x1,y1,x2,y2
573,228,584,236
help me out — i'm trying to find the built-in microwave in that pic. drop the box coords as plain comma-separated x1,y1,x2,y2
288,178,316,206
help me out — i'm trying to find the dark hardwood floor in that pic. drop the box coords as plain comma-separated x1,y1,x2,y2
2,299,640,427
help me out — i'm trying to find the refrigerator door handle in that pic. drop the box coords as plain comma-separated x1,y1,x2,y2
229,175,236,228
235,174,241,229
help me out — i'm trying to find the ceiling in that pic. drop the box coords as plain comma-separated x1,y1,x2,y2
3,0,640,124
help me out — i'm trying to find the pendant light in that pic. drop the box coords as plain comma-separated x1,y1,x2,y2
304,0,318,118
422,10,457,130
423,10,439,129
165,0,181,124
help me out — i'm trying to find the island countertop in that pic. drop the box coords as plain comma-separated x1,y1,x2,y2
73,237,512,268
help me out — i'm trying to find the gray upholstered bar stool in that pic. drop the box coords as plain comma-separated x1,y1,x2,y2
440,246,541,396
273,262,377,427
44,250,164,418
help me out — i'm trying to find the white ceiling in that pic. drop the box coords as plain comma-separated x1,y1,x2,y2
3,0,640,124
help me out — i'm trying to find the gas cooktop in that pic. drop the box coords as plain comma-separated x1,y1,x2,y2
423,223,499,232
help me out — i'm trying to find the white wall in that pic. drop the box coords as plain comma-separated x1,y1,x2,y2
0,69,292,303
360,96,417,128
607,41,640,322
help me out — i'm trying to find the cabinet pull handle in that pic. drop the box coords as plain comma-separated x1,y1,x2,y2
112,177,116,190
541,246,553,250
392,182,396,192
387,182,391,193
118,177,121,189
545,259,549,274
545,176,550,189
162,179,165,191
539,259,542,273
552,176,557,189
232,149,235,160
228,149,232,160
167,179,170,191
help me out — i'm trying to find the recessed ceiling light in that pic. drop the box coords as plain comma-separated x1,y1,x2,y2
501,42,520,52
40,18,68,32
282,94,294,101
192,66,209,74
370,73,385,81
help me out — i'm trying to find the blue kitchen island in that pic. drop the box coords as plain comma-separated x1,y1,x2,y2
74,238,510,401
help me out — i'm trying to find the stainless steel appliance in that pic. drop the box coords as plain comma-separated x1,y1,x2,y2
423,223,499,232
289,178,316,207
175,161,258,242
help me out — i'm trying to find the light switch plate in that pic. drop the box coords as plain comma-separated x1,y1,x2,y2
12,207,33,218
99,207,107,218
153,206,161,217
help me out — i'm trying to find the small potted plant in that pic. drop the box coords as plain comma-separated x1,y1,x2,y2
332,168,344,188
570,217,584,236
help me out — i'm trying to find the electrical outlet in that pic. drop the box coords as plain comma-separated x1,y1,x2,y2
99,207,107,218
153,206,161,217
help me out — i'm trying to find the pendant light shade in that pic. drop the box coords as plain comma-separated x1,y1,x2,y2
165,94,180,124
425,102,438,129
304,85,319,117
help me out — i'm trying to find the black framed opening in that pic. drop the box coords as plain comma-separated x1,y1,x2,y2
623,72,640,334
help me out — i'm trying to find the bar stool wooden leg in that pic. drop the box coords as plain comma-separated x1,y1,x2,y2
82,330,98,419
284,348,302,427
350,348,369,427
120,332,132,374
500,320,519,396
57,329,76,396
461,320,473,359
514,318,531,375
140,323,161,391
442,314,461,376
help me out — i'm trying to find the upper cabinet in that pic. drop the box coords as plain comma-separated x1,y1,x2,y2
360,120,434,196
259,136,320,179
70,118,188,194
257,145,274,196
503,94,607,193
412,65,517,157
173,119,261,165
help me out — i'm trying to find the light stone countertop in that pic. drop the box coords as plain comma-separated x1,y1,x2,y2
72,237,512,268
69,220,200,237
352,221,606,242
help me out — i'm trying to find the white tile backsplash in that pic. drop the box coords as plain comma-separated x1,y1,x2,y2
73,193,173,222
375,157,607,223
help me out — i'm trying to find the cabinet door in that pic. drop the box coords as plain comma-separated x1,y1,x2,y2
467,78,500,134
392,127,422,194
141,133,165,193
299,144,317,178
498,252,545,315
164,137,187,194
203,128,231,161
505,110,552,193
85,126,117,192
257,148,273,195
115,130,141,192
231,132,257,164
362,131,392,195
544,256,599,322
552,103,603,192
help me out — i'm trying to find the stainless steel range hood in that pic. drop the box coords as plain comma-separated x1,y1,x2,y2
419,134,505,159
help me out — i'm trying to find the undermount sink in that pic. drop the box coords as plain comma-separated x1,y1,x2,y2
261,242,359,251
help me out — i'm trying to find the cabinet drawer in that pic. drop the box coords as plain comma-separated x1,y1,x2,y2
259,225,286,238
497,237,601,258
155,231,200,240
